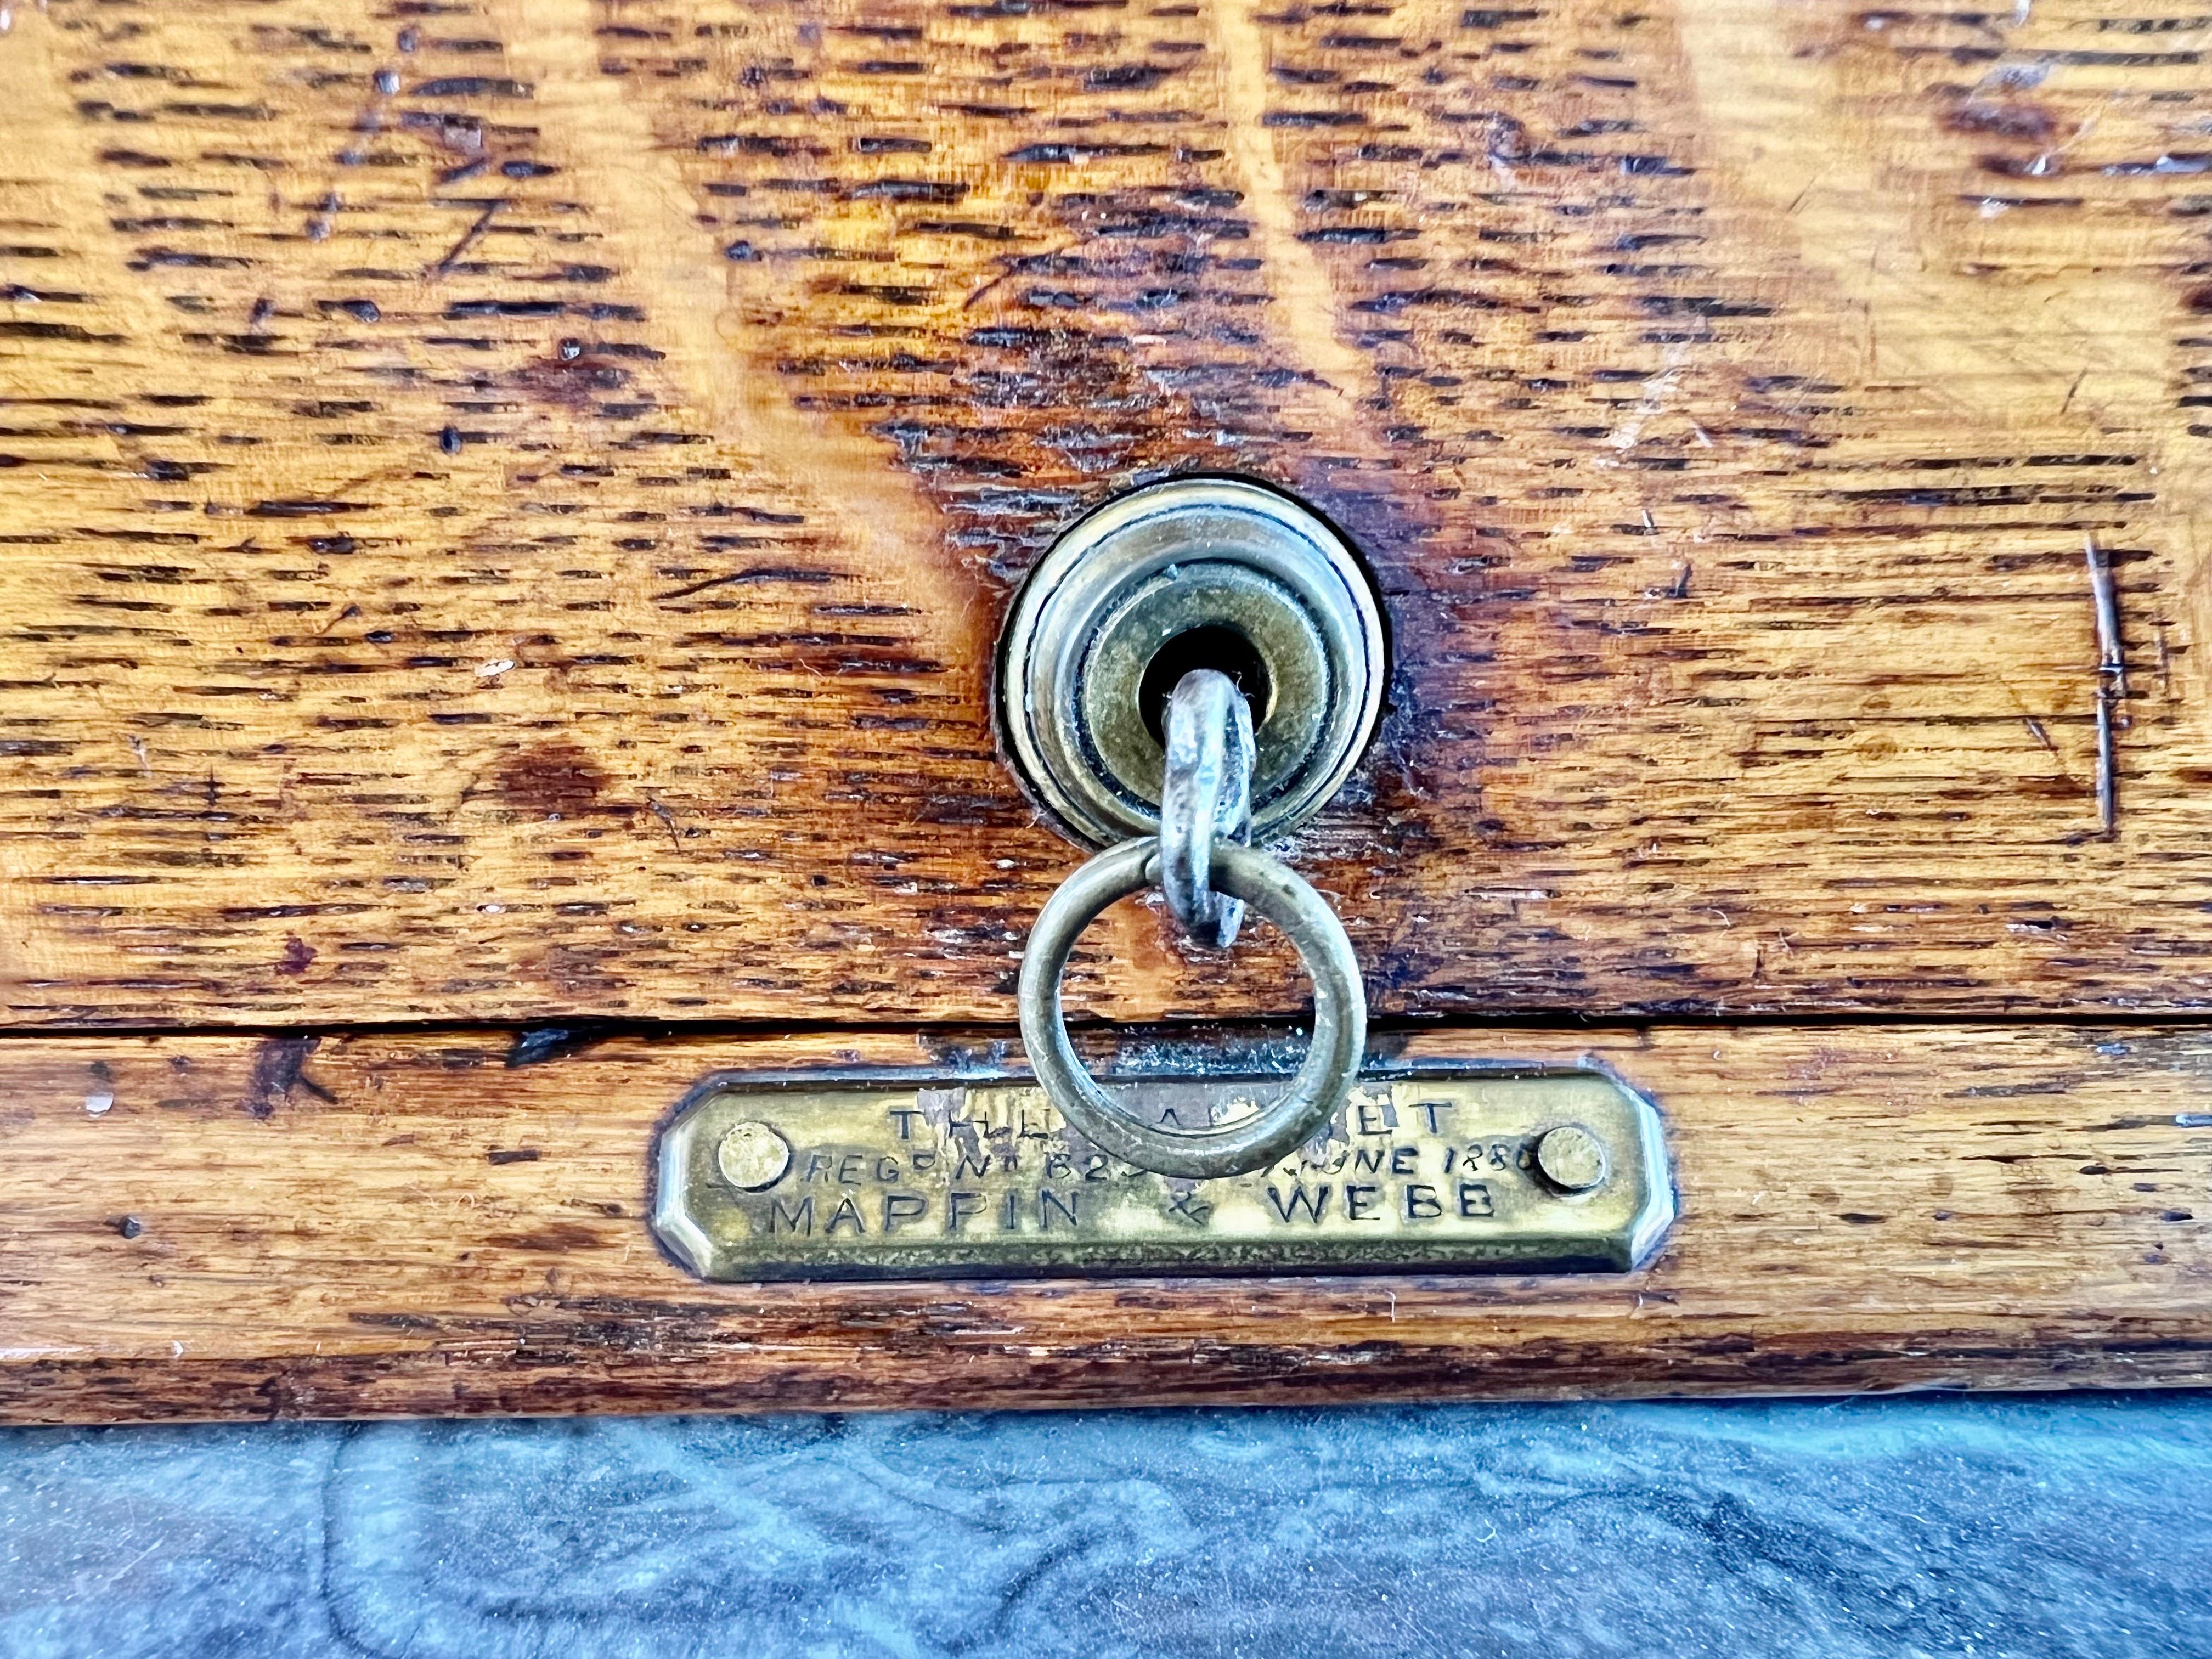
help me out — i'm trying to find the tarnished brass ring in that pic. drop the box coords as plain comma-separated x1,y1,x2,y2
1018,839,1367,1179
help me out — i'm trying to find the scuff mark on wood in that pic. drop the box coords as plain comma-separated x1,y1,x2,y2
241,1036,327,1119
2087,535,2125,837
505,1025,616,1068
494,740,608,819
427,197,504,280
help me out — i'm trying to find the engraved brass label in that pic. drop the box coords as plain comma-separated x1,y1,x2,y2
653,1068,1673,1281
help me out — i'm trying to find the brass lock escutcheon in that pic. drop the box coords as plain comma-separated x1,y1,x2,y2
998,476,1386,849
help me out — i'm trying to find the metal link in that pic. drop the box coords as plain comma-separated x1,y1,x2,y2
1159,669,1254,949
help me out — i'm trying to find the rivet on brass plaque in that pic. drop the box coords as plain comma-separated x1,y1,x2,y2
652,1068,1673,1282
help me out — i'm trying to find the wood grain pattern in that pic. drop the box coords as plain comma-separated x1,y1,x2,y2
0,1023,2205,1423
3,0,2212,1028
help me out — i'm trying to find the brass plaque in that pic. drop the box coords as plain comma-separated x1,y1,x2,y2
652,1068,1673,1281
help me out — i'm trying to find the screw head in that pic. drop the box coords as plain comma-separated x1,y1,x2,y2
715,1119,791,1191
1534,1124,1609,1193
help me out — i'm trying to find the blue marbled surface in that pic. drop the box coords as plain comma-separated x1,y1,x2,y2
2,1396,2208,1658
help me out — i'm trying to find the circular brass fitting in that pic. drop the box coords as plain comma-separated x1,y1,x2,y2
1533,1124,1610,1193
715,1120,791,1191
998,478,1386,848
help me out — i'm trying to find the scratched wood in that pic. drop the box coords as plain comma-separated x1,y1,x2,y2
0,1023,2200,1422
1,0,2210,1029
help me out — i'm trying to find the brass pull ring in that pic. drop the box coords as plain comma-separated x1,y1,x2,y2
1017,838,1368,1179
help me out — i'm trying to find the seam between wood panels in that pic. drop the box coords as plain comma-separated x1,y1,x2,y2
3,1009,2212,1043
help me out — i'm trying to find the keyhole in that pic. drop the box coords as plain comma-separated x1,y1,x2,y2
1137,624,1273,748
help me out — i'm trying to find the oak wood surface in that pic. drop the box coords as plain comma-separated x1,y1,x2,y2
0,1023,2205,1423
3,0,2212,1028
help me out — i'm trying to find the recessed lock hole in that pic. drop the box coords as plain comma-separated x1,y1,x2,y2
1137,625,1272,748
